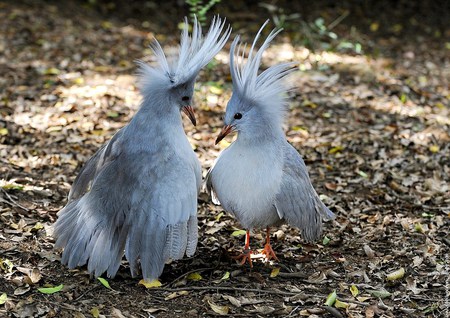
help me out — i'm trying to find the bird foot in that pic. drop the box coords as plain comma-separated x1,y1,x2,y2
261,243,279,262
232,248,253,268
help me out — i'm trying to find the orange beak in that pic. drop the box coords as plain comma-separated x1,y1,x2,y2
215,125,234,145
182,106,196,126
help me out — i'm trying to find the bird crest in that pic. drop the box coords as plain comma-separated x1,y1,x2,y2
230,21,297,122
137,16,231,95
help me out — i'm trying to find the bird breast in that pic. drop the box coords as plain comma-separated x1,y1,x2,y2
211,142,284,228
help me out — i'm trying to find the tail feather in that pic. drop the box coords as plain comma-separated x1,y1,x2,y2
185,215,198,257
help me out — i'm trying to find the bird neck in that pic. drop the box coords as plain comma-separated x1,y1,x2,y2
236,123,285,146
128,97,184,134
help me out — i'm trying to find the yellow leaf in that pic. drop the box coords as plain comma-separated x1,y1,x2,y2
386,267,405,281
270,267,280,278
329,146,344,154
429,145,439,153
0,293,7,305
0,128,8,136
209,86,223,95
350,285,359,297
370,22,379,32
334,299,349,309
139,279,162,288
187,272,203,281
91,307,100,318
32,222,44,231
101,21,113,29
44,67,60,75
208,300,229,315
73,77,84,85
356,296,370,302
414,223,424,233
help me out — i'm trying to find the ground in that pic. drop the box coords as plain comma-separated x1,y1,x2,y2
0,0,449,317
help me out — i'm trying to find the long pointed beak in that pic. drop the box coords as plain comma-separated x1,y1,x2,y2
215,124,234,145
182,106,196,126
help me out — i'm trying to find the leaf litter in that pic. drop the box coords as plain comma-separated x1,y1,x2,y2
0,1,449,317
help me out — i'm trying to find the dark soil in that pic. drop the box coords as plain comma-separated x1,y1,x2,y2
1,1,449,317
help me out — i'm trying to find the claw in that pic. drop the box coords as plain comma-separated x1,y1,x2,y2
232,248,253,267
262,243,279,262
261,227,279,262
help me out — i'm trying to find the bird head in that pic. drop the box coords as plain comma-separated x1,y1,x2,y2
138,16,231,126
216,21,297,144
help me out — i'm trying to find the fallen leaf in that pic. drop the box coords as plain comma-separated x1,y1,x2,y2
208,299,229,315
38,284,63,294
231,230,247,237
270,267,280,278
187,272,203,281
386,267,405,281
350,285,359,297
0,293,7,305
97,277,111,289
139,279,162,288
334,299,349,309
324,290,337,306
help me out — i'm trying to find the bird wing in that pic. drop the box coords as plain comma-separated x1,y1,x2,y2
67,128,125,201
204,164,221,205
275,143,335,242
54,147,199,281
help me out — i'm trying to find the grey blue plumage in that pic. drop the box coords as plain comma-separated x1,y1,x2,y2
206,22,334,261
54,17,231,280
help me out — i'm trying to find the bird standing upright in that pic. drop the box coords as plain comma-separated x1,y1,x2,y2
206,22,335,266
54,17,231,280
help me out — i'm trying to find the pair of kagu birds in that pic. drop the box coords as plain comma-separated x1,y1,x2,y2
53,17,335,281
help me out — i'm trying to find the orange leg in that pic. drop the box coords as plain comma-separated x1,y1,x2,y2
261,227,279,262
232,230,253,267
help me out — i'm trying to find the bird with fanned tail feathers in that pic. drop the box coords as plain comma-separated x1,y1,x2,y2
206,22,335,266
54,17,231,280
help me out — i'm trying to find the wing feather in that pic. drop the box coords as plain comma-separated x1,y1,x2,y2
275,143,335,242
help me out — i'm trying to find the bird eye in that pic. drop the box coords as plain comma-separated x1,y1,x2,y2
182,96,190,101
234,113,242,120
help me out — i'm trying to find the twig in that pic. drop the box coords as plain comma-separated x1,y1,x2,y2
0,188,30,211
149,286,300,296
166,267,214,287
327,11,349,31
277,272,309,279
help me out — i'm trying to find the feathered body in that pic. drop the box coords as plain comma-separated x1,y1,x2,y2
54,17,230,280
206,22,334,246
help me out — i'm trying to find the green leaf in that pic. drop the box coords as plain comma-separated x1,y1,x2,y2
38,284,63,294
107,111,119,118
357,170,368,178
221,271,230,281
367,288,391,298
97,277,111,289
324,290,337,306
231,230,247,237
0,293,7,305
322,236,331,245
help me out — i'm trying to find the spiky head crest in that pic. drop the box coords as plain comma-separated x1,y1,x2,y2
229,20,297,127
138,16,231,97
